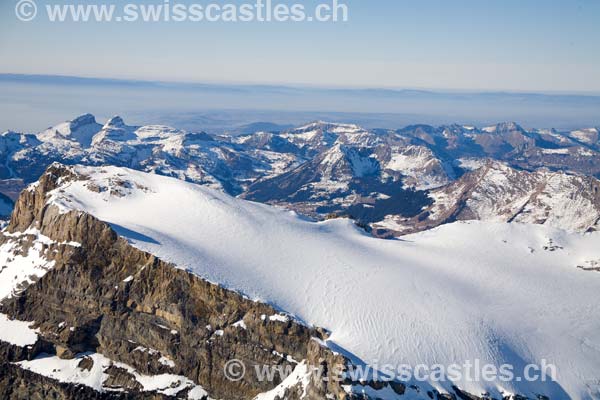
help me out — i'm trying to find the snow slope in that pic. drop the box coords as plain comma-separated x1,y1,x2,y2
17,352,210,399
0,313,39,346
0,228,66,300
37,113,102,148
46,166,600,400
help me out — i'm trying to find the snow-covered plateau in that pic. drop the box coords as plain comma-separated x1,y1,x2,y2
29,165,600,400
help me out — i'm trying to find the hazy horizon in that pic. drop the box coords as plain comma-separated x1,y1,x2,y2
1,73,599,133
4,72,600,96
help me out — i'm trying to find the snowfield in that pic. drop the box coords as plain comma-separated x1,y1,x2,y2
41,166,600,399
0,313,39,347
16,352,210,399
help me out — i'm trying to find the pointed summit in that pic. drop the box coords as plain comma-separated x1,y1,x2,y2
91,116,137,146
103,115,126,129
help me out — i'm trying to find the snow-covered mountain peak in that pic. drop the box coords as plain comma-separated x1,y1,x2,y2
293,120,357,131
497,121,523,131
134,125,186,141
37,113,102,147
288,121,370,137
326,122,363,133
0,130,42,151
318,144,379,179
316,144,349,179
383,144,452,190
281,121,378,153
568,127,599,145
157,130,214,155
417,161,600,233
91,116,138,146
39,164,600,400
294,120,327,130
103,115,126,129
48,165,155,207
440,124,473,137
181,131,214,144
70,113,97,129
482,121,524,134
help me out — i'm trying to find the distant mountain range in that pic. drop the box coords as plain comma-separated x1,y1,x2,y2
1,114,599,236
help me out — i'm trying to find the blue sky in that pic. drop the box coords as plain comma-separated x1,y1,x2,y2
0,0,599,92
